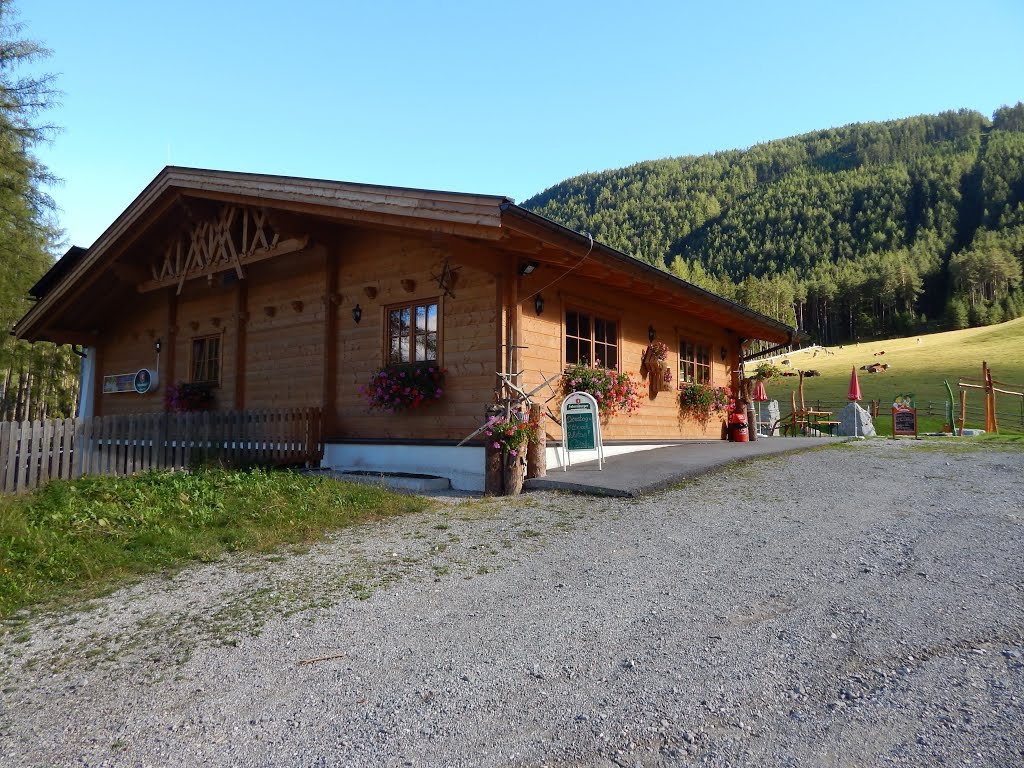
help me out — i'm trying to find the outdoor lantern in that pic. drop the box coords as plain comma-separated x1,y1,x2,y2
648,325,656,342
352,304,362,324
534,294,544,315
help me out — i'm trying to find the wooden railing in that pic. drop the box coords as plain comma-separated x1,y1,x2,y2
0,408,322,494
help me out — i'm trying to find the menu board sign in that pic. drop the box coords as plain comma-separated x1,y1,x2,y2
560,391,604,470
891,393,918,438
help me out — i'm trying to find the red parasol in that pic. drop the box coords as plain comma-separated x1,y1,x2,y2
847,366,862,402
753,380,768,402
848,366,864,439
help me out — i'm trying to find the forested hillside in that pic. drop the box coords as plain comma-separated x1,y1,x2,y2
0,1,78,421
524,106,1024,344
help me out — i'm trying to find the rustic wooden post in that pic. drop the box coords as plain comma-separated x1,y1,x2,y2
527,402,546,478
485,444,503,495
958,389,967,436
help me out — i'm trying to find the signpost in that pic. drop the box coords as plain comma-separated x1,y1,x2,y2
103,368,159,395
560,391,603,470
891,393,918,438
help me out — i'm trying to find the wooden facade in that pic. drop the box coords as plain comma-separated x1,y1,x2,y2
15,168,796,483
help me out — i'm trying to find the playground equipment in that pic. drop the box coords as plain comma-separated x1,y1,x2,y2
954,361,1024,436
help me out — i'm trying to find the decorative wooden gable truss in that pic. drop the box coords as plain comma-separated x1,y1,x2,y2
138,203,309,294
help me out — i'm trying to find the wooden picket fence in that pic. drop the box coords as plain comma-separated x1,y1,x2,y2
0,407,323,494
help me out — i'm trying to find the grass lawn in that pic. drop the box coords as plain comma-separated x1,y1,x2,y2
0,468,430,620
761,317,1024,435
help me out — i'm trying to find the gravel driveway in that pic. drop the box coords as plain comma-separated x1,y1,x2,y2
2,439,1022,767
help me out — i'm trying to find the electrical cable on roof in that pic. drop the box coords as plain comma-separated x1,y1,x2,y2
522,231,593,302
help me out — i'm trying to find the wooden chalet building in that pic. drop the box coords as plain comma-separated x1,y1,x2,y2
15,167,796,490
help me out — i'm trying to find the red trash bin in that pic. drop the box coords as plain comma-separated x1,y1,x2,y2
729,412,749,443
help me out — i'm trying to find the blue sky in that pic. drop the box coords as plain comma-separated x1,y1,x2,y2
23,0,1024,250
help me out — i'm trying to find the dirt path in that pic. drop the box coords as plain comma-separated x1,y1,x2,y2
2,439,1022,767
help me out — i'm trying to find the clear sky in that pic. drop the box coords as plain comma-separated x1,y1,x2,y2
22,0,1024,250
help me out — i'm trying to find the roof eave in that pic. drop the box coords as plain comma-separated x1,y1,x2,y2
499,203,799,344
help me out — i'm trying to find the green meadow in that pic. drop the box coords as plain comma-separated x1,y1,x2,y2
759,317,1024,435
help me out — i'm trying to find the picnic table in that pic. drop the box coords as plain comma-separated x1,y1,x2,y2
779,409,840,437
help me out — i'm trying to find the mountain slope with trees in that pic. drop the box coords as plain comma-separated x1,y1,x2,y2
523,106,1024,344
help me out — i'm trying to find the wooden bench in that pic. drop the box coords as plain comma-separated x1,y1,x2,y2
817,420,841,436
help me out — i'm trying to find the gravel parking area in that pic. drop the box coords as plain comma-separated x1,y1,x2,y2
2,439,1022,767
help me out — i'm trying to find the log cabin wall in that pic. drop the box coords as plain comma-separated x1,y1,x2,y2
517,270,736,440
95,294,166,416
172,281,238,409
243,248,327,410
334,229,499,441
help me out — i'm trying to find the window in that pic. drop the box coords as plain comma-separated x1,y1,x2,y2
679,340,711,384
565,309,618,369
191,335,221,384
387,300,439,363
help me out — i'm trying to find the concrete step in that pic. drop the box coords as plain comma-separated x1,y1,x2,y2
328,470,451,492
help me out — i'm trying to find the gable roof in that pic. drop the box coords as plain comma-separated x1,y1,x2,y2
15,166,797,346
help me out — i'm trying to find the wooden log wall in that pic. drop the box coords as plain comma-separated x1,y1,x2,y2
334,230,498,441
517,270,736,441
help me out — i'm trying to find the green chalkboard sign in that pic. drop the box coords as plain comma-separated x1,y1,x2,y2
565,412,596,450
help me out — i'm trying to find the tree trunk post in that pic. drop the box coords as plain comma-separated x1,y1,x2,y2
485,441,503,495
527,402,546,478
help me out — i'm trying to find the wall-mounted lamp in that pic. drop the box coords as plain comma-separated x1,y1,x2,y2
519,262,538,276
534,294,545,316
648,325,656,343
720,345,728,361
154,339,162,354
352,304,362,324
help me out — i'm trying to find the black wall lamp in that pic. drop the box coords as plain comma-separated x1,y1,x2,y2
534,294,544,316
352,304,362,324
648,325,656,343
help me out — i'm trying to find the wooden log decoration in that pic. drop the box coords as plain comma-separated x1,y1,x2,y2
485,441,503,495
363,286,378,299
400,279,416,293
526,402,546,478
291,300,304,313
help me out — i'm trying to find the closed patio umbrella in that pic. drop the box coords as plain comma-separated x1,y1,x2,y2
848,366,864,439
753,380,768,435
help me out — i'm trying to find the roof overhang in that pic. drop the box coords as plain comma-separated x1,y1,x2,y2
16,166,799,348
499,203,798,346
15,167,512,342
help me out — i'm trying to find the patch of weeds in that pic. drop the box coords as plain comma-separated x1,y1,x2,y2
348,582,373,600
519,529,542,539
433,523,450,530
433,565,450,577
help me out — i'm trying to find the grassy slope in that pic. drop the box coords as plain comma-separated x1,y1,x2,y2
760,317,1024,434
0,469,430,619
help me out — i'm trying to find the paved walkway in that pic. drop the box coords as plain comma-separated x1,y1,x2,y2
524,436,843,496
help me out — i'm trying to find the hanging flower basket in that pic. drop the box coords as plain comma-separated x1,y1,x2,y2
362,362,447,413
165,382,216,412
659,364,674,392
679,382,733,424
561,361,642,417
